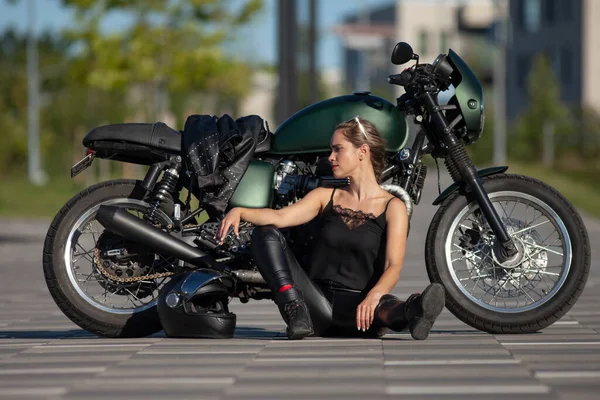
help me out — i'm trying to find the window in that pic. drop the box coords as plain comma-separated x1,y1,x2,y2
545,0,556,24
552,49,561,80
440,31,449,53
516,54,531,91
523,0,541,32
562,0,572,20
419,29,429,55
560,47,571,84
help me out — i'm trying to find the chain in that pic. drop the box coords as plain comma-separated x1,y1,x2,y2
91,222,204,283
93,247,176,283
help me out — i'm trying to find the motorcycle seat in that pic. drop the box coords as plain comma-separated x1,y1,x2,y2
83,122,182,153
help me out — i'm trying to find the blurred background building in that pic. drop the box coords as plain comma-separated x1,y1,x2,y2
333,3,396,99
333,0,500,104
506,0,600,120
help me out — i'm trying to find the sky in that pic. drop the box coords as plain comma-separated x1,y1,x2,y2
0,0,394,70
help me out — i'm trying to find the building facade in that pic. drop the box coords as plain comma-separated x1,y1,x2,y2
506,0,600,121
334,0,499,99
333,4,397,99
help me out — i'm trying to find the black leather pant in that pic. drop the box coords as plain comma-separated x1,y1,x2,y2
251,225,408,337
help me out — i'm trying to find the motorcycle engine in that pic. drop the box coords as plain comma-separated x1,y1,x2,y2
273,160,319,209
273,158,338,209
197,158,340,254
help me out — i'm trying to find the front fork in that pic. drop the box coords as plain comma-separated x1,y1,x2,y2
421,92,518,262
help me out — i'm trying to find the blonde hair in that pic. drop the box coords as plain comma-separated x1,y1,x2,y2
334,116,387,184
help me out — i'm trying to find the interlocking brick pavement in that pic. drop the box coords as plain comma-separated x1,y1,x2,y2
0,171,599,399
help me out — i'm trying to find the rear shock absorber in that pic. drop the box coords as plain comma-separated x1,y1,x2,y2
147,167,180,222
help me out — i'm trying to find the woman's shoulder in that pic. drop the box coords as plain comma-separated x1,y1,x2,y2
307,187,336,214
312,187,336,201
304,186,335,200
384,196,408,221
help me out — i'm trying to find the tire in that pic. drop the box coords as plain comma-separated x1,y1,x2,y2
43,179,173,338
425,173,590,334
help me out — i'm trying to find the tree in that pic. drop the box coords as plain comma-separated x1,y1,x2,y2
60,0,263,122
510,54,571,162
0,1,264,178
0,29,76,175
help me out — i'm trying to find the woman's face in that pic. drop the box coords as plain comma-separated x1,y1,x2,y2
328,129,363,178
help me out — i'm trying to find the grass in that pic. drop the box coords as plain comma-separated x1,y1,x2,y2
0,174,86,219
507,163,600,218
0,173,201,220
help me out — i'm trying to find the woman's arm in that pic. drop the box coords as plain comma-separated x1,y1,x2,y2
370,198,409,293
356,198,409,331
216,187,330,243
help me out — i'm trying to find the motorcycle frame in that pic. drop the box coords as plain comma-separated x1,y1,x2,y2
409,90,517,260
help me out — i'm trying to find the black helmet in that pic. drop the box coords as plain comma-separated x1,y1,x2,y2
157,270,237,339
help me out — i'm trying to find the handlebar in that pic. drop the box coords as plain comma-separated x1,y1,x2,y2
387,69,414,86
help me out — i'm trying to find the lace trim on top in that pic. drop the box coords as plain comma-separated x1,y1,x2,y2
332,204,377,230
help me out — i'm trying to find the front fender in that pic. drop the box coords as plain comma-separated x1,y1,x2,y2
432,166,508,205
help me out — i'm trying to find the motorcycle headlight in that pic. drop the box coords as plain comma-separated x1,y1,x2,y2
432,54,454,82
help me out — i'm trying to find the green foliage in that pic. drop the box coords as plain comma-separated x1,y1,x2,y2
510,54,571,162
0,173,86,217
60,0,262,98
0,0,263,180
565,106,600,163
510,162,600,218
0,29,71,175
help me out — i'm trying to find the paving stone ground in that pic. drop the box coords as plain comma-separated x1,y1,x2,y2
1,171,599,399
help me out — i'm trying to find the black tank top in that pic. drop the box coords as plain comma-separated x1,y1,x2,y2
306,189,394,292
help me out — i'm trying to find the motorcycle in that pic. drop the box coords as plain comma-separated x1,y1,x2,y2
43,42,590,337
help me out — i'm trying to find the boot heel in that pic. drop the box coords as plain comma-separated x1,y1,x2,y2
410,283,445,340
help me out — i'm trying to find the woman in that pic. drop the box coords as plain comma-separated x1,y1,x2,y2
216,116,445,340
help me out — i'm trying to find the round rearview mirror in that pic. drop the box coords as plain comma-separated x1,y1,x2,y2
391,42,414,65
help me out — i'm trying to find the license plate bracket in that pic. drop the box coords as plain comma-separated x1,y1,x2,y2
71,153,95,178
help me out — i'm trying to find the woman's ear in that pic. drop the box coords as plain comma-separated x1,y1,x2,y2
360,143,370,157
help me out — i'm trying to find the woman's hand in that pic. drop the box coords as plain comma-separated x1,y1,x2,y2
356,291,384,332
216,208,243,245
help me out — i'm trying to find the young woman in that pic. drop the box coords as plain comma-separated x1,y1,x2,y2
216,116,445,340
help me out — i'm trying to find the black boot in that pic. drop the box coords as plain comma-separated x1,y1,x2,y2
274,289,313,340
375,283,445,340
405,283,445,340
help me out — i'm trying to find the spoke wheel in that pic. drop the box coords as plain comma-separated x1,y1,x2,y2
43,179,175,338
425,174,590,334
445,191,571,313
65,199,173,314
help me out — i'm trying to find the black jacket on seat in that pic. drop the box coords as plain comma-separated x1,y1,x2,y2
182,114,266,214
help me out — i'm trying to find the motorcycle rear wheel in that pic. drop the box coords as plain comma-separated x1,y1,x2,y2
43,179,173,338
425,174,590,333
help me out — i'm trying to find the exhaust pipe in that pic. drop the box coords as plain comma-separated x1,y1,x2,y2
96,205,222,271
230,270,265,284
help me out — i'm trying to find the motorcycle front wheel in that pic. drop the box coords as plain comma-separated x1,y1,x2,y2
425,173,590,333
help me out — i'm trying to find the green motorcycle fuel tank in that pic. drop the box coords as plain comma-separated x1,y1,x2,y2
270,93,409,154
229,93,409,209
